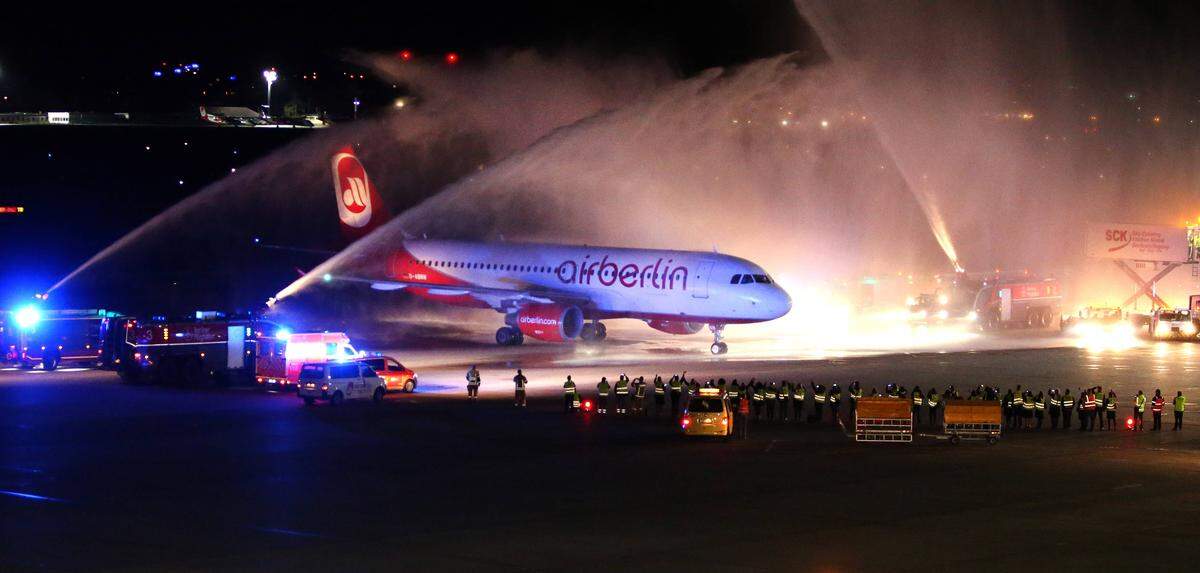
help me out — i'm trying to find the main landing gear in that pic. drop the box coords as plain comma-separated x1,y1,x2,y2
709,324,728,355
579,321,608,343
496,326,524,346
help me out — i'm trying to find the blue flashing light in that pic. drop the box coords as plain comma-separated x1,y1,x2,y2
322,273,332,283
153,70,163,77
15,305,41,329
275,328,292,341
228,74,238,81
173,68,183,75
190,63,200,69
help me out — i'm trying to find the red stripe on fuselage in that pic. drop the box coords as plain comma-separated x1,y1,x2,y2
389,244,472,288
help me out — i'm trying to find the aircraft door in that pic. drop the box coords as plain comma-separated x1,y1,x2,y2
692,260,714,299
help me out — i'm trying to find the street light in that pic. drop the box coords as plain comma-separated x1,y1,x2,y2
352,97,361,120
262,69,278,118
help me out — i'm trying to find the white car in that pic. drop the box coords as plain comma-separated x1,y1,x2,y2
297,361,387,406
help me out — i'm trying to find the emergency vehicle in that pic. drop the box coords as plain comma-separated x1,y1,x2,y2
254,331,361,389
356,354,417,393
1149,309,1198,339
681,388,733,437
297,361,387,406
2,308,121,370
117,311,262,385
972,278,1063,330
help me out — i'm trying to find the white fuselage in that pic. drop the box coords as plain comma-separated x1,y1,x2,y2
391,240,791,324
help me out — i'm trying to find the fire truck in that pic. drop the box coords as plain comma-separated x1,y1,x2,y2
2,308,122,370
116,311,270,385
254,331,361,389
972,278,1063,330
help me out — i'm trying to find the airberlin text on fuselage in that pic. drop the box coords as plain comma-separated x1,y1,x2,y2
556,255,688,291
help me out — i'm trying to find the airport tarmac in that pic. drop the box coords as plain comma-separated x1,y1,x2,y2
3,342,1200,572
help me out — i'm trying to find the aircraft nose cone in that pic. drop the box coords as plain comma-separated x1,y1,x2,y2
769,287,792,318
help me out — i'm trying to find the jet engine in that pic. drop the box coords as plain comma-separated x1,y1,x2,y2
516,304,585,342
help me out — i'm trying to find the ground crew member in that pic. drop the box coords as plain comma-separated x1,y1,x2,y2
465,365,481,401
926,387,941,427
1173,391,1186,430
1021,390,1035,429
752,380,765,420
777,381,791,422
668,375,683,416
1096,386,1107,430
634,376,647,415
764,382,778,421
1105,391,1117,431
1048,389,1061,429
886,383,899,398
1061,389,1075,430
1034,391,1045,429
615,374,630,414
653,375,666,415
563,375,577,412
513,369,528,407
1151,389,1165,431
1002,389,1015,428
596,377,612,414
848,381,862,419
828,383,842,427
1081,388,1095,431
737,392,751,439
726,378,740,404
793,381,807,422
1134,390,1146,431
1012,386,1026,429
811,381,827,423
911,386,924,426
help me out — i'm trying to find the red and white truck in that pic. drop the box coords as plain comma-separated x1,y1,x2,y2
255,331,361,389
972,279,1063,330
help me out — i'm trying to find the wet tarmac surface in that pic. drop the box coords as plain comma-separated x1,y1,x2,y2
3,344,1199,572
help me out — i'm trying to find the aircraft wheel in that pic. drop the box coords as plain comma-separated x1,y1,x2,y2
580,323,598,341
710,342,728,355
596,323,607,340
42,355,59,371
496,327,515,346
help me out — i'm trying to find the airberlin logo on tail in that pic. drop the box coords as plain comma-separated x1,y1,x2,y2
332,151,374,228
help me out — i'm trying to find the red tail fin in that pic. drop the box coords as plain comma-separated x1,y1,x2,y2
331,146,389,243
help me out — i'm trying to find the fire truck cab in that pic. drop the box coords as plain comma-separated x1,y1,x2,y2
2,308,121,371
255,331,360,389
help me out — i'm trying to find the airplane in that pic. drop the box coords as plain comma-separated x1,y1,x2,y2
322,148,792,354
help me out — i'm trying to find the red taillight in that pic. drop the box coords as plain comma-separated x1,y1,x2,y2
681,418,691,427
1126,417,1135,429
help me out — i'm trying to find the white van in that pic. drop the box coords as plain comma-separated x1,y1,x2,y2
297,361,387,406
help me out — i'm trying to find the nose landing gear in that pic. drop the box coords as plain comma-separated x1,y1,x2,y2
709,323,728,355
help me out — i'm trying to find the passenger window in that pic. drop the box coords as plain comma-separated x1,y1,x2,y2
740,275,753,284
730,274,742,284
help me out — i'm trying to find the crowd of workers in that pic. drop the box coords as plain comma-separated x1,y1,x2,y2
463,365,1191,434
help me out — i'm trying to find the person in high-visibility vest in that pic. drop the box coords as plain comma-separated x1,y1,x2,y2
596,377,612,414
1012,387,1026,429
1096,386,1108,430
811,381,827,424
1048,389,1061,429
1081,389,1096,431
668,375,683,416
926,387,941,427
911,386,925,426
752,380,765,420
1021,390,1035,430
1105,391,1117,431
1060,389,1075,430
1002,389,1015,428
512,369,528,407
465,365,482,401
828,383,842,427
1173,391,1186,431
1151,389,1165,431
793,382,807,423
1034,391,1045,430
633,376,647,415
848,381,862,419
777,381,791,422
563,375,577,412
1134,390,1147,431
614,374,630,415
726,378,740,404
737,392,752,439
764,382,778,421
653,375,666,416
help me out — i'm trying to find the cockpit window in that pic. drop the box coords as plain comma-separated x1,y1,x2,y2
740,275,754,284
730,274,742,284
753,274,771,284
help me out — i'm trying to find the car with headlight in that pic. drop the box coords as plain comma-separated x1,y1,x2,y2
1150,309,1197,339
297,361,388,406
356,355,417,393
681,388,732,437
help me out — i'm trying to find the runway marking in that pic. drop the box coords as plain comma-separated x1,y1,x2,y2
1111,483,1143,491
253,526,323,538
0,489,64,503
